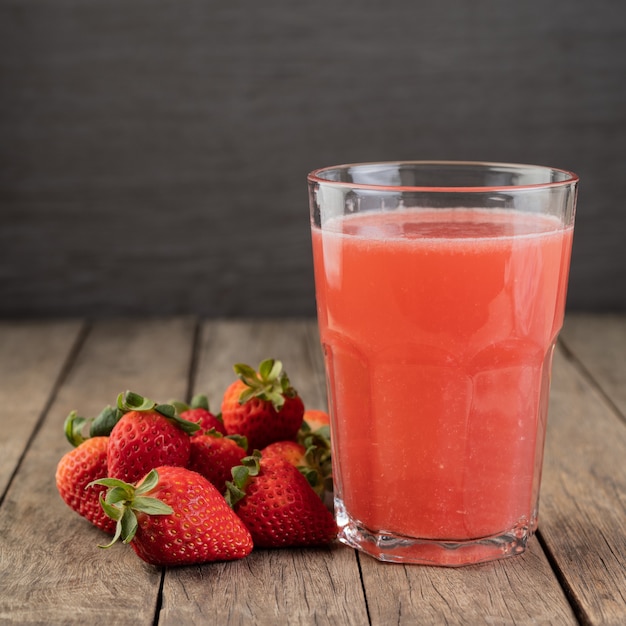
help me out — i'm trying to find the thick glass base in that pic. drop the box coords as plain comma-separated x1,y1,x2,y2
336,500,533,567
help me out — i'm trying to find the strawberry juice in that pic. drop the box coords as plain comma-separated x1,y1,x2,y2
312,207,574,564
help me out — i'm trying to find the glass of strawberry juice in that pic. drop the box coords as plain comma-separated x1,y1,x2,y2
307,161,578,566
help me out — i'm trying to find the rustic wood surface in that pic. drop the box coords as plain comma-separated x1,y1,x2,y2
0,315,625,625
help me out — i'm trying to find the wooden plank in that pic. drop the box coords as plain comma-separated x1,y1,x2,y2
0,319,83,497
560,313,626,420
540,344,626,625
192,318,329,413
0,318,196,625
161,546,364,626
361,540,576,625
160,319,369,626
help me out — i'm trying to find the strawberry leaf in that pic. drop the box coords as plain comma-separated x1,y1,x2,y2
190,394,210,410
64,410,92,447
242,450,262,474
155,403,176,418
168,394,211,413
225,451,262,507
98,493,123,522
205,427,224,439
93,469,173,548
96,494,124,548
106,486,135,506
169,400,190,413
298,466,320,488
119,507,139,544
89,476,133,491
258,358,279,380
90,405,123,438
224,481,247,508
154,404,202,435
238,386,260,405
117,391,156,412
233,359,297,411
234,363,259,386
135,469,160,495
133,496,174,516
226,434,248,451
230,465,251,488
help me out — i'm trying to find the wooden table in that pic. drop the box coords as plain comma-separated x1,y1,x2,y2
0,315,624,625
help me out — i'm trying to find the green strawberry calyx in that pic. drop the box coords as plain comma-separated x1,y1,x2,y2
89,469,173,548
116,390,201,435
233,359,297,411
64,410,91,447
225,450,262,508
168,393,212,414
64,404,124,447
296,423,333,496
202,428,249,451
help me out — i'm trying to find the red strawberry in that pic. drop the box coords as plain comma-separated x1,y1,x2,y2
55,436,116,534
92,466,253,566
187,430,248,493
263,434,333,500
262,440,308,467
176,394,227,437
221,359,305,452
107,391,199,484
226,452,337,548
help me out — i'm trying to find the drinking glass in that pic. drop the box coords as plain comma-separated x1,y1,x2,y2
308,161,578,565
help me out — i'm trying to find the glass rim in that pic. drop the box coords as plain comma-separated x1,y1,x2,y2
307,160,579,193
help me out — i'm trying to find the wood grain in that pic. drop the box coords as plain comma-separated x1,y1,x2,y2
361,540,576,625
192,319,328,413
160,319,367,625
540,342,626,625
161,546,367,626
0,318,196,625
0,320,83,497
0,317,625,624
560,313,626,420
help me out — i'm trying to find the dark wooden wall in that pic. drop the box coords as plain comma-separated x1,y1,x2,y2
1,0,625,318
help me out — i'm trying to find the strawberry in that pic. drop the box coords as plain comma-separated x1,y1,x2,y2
262,440,308,467
261,440,324,493
263,433,333,500
55,436,116,534
302,409,330,433
173,394,227,437
107,391,200,484
92,466,253,566
221,359,305,452
226,452,337,548
187,430,248,493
